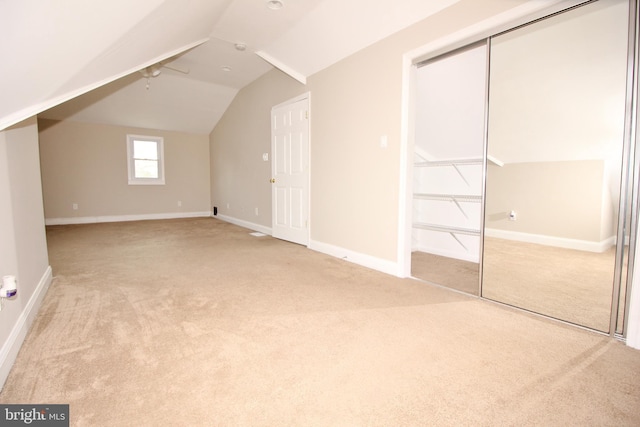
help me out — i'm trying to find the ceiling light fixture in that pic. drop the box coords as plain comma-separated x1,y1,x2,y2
266,0,284,11
140,65,161,79
221,66,232,72
234,43,247,52
140,64,162,90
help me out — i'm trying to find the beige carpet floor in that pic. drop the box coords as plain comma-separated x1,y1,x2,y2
1,218,640,426
483,237,622,333
411,251,479,295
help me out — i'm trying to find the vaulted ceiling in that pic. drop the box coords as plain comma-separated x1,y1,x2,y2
1,0,461,134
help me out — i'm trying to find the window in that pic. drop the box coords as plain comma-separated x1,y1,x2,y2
127,134,165,185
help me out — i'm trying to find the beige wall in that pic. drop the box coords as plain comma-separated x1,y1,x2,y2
209,69,306,227
485,160,608,242
0,116,50,387
209,0,530,262
306,0,532,261
305,32,403,261
39,119,211,221
483,0,627,248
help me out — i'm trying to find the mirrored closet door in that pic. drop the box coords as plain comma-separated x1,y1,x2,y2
482,0,633,332
410,0,637,335
411,42,488,295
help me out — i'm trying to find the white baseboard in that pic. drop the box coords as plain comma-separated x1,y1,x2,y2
0,266,53,391
627,253,640,349
216,215,401,277
215,214,273,236
485,228,615,253
309,240,402,277
45,211,212,226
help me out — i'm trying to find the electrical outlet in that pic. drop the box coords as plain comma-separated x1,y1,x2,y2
226,203,230,209
177,201,182,207
72,203,78,210
255,207,259,216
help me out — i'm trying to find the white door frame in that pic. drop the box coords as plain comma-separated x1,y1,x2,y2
271,92,311,246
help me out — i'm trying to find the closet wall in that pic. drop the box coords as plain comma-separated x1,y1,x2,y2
412,43,487,264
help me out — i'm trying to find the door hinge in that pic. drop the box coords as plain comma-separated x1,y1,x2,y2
305,110,309,119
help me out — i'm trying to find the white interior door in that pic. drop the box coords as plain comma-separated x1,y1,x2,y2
271,96,309,246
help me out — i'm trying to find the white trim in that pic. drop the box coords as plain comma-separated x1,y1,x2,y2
487,154,504,167
126,134,165,185
45,211,211,226
310,239,402,277
484,228,616,253
398,52,415,278
215,214,273,236
0,266,52,391
627,0,640,347
627,246,640,347
219,214,403,277
255,51,307,85
399,0,586,277
271,92,311,111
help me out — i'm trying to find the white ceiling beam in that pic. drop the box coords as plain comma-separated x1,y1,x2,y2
255,51,307,85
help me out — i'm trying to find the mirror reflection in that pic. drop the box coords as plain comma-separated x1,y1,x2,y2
482,0,630,332
411,43,487,295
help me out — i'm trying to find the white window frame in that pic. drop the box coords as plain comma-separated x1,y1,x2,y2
126,134,165,185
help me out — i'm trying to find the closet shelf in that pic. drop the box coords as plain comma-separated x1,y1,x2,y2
412,222,480,236
414,158,483,167
413,193,481,203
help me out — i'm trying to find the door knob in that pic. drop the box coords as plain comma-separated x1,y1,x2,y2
270,178,276,183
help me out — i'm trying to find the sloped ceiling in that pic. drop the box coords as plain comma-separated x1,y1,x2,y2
1,0,461,134
0,0,228,131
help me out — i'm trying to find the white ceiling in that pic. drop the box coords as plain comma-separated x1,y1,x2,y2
2,0,461,134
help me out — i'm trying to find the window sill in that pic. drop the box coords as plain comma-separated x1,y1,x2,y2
128,179,165,186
